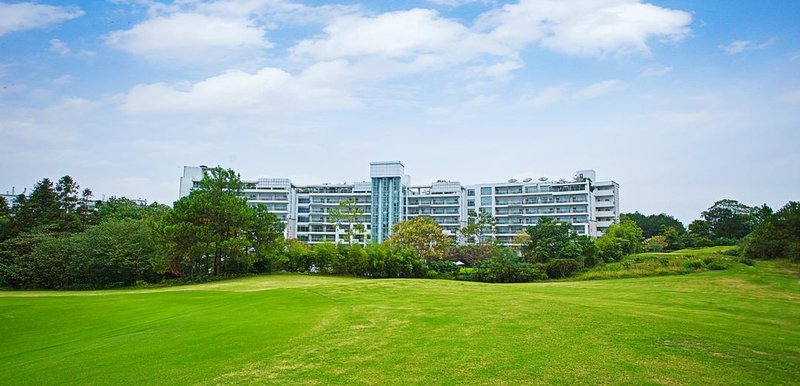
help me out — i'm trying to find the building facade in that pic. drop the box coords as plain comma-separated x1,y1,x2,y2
179,162,620,245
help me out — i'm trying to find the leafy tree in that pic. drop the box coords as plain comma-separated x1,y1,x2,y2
622,212,685,238
643,235,668,252
459,208,497,245
0,197,9,241
701,199,754,240
158,166,272,278
329,198,367,245
521,217,589,263
687,219,713,247
248,205,287,273
54,175,82,229
475,248,534,283
662,226,686,250
749,204,774,228
743,202,800,261
312,242,339,273
596,218,643,262
285,239,313,272
390,216,451,262
12,178,61,235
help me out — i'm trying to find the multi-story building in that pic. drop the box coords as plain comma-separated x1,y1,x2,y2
179,162,620,245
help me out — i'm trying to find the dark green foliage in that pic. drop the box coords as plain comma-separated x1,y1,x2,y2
521,217,586,263
621,212,685,238
702,199,755,240
157,166,285,279
444,244,498,267
1,220,158,289
742,201,800,262
687,219,714,247
543,258,582,279
364,242,425,278
662,226,686,250
285,239,313,272
474,248,545,283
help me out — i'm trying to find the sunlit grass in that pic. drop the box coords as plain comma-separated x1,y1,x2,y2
1,256,798,385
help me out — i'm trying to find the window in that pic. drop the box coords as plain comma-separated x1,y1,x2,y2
480,187,492,195
467,189,475,196
467,199,474,207
480,197,491,206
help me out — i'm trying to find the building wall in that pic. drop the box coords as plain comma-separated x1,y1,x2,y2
179,163,620,245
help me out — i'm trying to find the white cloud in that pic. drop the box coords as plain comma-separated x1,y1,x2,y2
527,79,624,107
640,65,673,77
719,38,775,55
122,61,360,114
292,9,508,63
477,0,691,57
0,2,84,36
425,0,487,6
53,74,73,85
106,12,270,65
49,38,71,55
289,1,690,87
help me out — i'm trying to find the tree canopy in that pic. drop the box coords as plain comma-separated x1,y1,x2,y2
390,216,451,262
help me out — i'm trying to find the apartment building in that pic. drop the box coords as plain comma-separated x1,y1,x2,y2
179,162,620,245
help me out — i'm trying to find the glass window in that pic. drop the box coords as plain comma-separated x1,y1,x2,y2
467,189,475,196
480,187,492,195
480,197,491,206
467,199,474,207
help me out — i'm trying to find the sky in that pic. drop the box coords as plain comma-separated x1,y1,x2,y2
0,0,798,224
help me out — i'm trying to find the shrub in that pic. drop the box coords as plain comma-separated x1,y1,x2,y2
474,249,545,283
738,257,755,266
683,259,705,270
444,244,497,267
643,235,668,252
543,259,582,279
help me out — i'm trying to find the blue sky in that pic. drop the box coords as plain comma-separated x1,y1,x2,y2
1,0,798,224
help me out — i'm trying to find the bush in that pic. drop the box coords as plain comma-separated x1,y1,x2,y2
683,259,705,270
444,244,498,267
738,257,755,266
474,249,545,283
426,260,460,278
714,237,739,246
543,259,582,279
643,235,668,252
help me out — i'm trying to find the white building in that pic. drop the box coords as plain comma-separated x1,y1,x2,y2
179,162,620,245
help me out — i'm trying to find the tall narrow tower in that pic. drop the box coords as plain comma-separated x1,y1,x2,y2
370,161,406,243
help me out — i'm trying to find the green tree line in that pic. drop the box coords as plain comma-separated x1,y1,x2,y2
1,167,796,289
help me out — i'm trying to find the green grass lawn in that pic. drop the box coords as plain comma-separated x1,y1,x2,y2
1,259,798,385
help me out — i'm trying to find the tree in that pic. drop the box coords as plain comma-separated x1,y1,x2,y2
662,226,686,250
622,212,685,238
158,166,256,278
329,198,367,245
701,199,754,240
520,217,595,265
595,218,643,262
743,201,800,261
13,178,61,234
390,217,451,262
55,175,81,227
687,219,713,247
459,208,497,245
248,205,287,272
